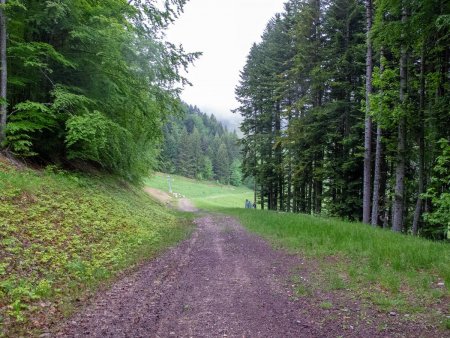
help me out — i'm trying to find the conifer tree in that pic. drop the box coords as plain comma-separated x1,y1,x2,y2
236,0,449,238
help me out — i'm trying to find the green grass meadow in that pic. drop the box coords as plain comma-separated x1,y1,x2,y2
0,164,192,336
145,172,254,208
147,173,450,327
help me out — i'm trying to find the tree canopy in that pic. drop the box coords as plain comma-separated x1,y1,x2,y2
0,0,199,183
159,104,242,185
235,0,449,238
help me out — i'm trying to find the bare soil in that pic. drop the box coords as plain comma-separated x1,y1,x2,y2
144,187,173,206
54,214,444,337
143,187,197,212
178,198,198,212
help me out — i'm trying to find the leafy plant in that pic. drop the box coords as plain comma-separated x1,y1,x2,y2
5,101,56,155
423,139,450,239
0,164,191,335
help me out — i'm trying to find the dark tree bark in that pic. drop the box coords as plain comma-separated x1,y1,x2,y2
371,125,382,226
0,0,7,144
275,101,283,211
393,4,408,232
363,0,373,223
371,48,384,227
412,49,426,235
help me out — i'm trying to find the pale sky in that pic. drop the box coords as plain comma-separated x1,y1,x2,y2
166,0,286,129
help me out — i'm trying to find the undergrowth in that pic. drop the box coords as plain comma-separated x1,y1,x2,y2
0,161,191,336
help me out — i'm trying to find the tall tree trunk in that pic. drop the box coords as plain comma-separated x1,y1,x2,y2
254,179,257,208
308,176,313,214
286,104,292,212
260,182,265,210
292,179,298,213
412,49,426,235
363,0,373,223
287,152,292,212
371,48,384,226
393,4,408,232
253,108,258,206
275,101,282,211
371,125,382,226
0,0,7,144
380,149,388,228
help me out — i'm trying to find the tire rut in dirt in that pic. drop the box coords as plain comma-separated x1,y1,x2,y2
55,215,310,337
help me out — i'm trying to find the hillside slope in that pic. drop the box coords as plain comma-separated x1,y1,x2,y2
0,158,191,336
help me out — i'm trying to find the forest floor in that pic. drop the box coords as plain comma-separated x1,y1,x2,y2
54,191,445,337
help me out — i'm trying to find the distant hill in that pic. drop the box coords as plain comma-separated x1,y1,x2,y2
158,104,242,186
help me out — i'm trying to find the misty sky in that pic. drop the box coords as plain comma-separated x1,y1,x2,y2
166,0,285,128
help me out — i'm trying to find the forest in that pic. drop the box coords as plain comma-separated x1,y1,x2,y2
159,104,242,185
0,0,448,238
235,0,449,238
0,0,198,183
0,1,449,335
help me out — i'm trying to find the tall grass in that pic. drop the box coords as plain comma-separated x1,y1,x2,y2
228,209,449,284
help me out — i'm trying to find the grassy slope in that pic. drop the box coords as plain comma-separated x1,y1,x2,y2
0,162,191,336
145,173,254,209
146,174,450,329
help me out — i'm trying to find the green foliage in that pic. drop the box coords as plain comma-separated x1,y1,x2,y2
160,104,241,184
230,160,242,186
3,0,198,182
215,143,230,184
5,101,56,155
65,111,110,162
423,139,450,239
8,41,75,72
202,157,214,180
51,85,92,113
0,163,190,335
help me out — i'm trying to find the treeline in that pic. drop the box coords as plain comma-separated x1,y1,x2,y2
236,0,449,238
0,0,198,183
159,104,242,185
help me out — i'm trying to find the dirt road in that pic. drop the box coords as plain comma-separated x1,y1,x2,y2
143,187,197,212
56,213,441,337
56,215,304,337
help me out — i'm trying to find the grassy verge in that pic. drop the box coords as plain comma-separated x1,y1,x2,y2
0,162,192,336
217,208,450,327
145,174,450,329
